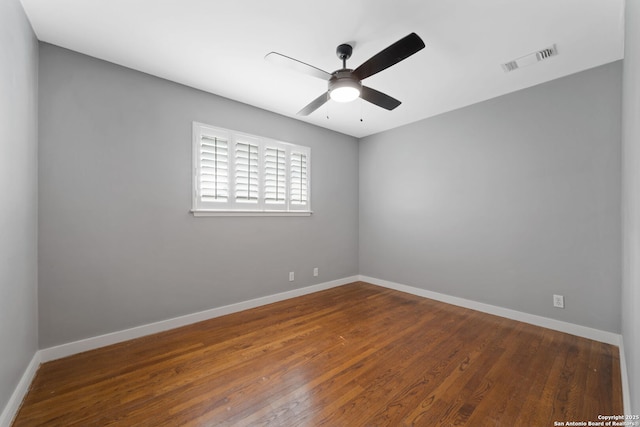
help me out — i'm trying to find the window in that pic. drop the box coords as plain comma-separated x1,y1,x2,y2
192,122,311,216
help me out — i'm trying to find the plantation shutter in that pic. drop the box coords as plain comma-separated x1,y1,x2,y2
193,122,310,215
199,136,229,203
290,152,308,205
264,147,286,204
235,142,259,202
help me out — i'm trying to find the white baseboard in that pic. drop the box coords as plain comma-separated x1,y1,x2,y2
619,338,631,414
0,352,41,427
359,275,622,346
39,276,358,363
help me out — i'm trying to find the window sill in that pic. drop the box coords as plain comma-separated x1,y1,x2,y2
191,209,312,217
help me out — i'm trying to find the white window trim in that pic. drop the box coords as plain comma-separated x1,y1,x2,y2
191,122,312,216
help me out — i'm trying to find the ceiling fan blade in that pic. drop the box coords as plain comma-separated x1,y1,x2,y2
353,33,425,81
297,92,329,116
360,86,401,110
265,52,332,81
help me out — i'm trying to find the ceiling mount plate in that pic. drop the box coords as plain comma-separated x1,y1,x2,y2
336,44,353,61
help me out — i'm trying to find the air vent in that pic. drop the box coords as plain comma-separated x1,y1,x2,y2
501,44,558,73
502,61,519,72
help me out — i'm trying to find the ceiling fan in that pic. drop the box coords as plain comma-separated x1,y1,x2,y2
265,33,425,116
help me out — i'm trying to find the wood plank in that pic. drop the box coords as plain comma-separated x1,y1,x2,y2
12,282,623,426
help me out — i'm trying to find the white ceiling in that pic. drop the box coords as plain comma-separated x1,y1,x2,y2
20,0,625,138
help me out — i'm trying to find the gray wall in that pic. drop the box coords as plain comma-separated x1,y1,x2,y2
38,44,359,348
360,62,622,333
622,0,640,414
0,0,39,416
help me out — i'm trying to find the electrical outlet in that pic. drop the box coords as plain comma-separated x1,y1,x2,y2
313,267,319,277
289,271,295,282
553,294,564,308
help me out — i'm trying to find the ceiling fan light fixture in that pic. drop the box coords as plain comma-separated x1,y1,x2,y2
330,85,360,102
329,74,362,103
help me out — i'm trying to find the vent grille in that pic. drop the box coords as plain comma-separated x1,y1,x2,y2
536,47,556,60
501,44,558,73
502,61,519,72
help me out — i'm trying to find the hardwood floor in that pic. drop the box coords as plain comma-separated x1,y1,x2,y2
13,282,622,426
